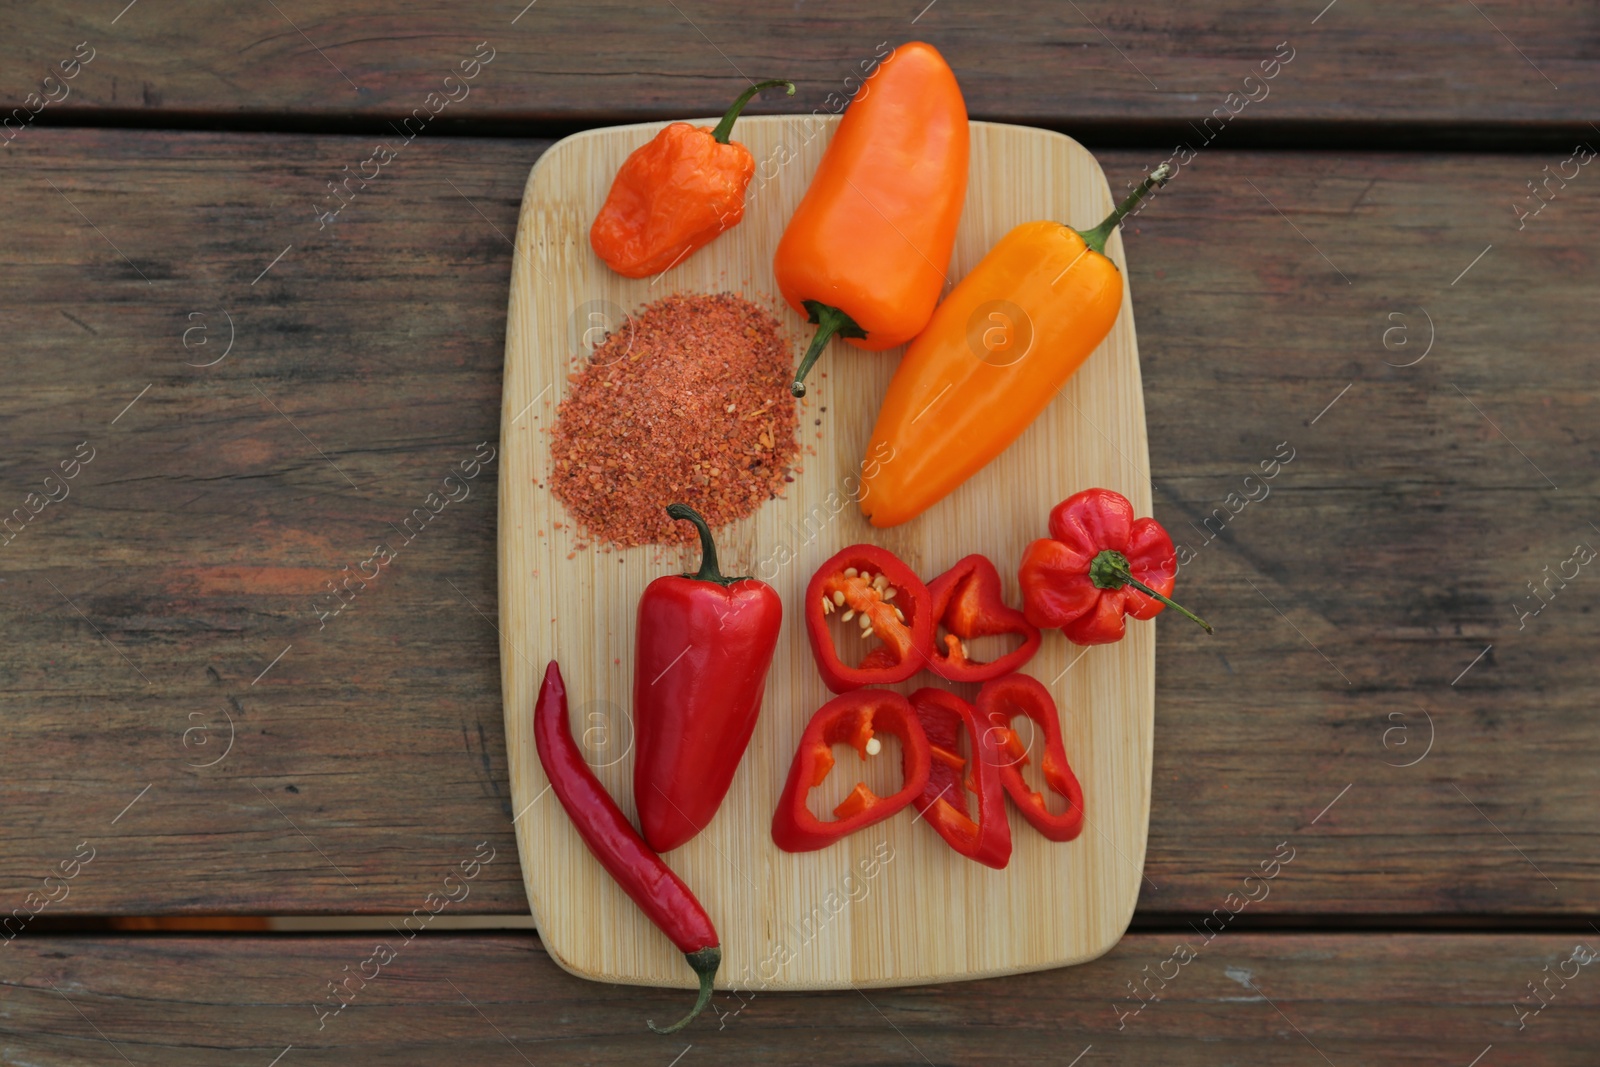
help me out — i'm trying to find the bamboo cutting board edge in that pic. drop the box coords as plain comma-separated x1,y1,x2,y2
500,116,1153,991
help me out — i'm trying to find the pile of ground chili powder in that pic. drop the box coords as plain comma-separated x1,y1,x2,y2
549,292,800,548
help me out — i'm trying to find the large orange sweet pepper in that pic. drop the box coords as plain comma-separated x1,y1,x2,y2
773,41,968,396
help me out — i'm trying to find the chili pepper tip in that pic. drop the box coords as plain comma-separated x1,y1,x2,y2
647,946,722,1034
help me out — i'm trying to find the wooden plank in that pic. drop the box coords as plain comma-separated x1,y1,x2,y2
0,2,1594,132
1,933,1597,1063
0,129,1596,916
502,116,1153,989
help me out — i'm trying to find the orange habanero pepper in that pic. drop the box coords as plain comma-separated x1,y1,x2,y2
859,164,1173,528
774,42,968,397
590,79,794,279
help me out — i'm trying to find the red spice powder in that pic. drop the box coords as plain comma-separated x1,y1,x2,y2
549,292,800,548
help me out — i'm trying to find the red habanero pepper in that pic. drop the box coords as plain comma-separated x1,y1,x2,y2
634,504,782,853
925,554,1042,683
909,688,1012,869
772,689,932,852
534,662,719,1034
976,673,1084,842
804,544,932,693
590,79,795,278
1017,488,1211,646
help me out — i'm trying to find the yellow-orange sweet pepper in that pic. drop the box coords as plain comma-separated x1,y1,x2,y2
859,164,1172,528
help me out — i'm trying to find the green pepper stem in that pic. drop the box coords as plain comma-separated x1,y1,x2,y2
1088,548,1212,633
1074,162,1174,256
666,503,748,585
792,300,867,397
711,80,795,144
648,946,722,1034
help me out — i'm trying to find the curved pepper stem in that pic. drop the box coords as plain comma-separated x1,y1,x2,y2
791,300,868,397
1074,162,1174,256
711,80,795,144
648,946,722,1034
1088,549,1213,633
667,503,749,585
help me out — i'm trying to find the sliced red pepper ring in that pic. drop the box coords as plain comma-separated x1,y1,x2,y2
804,544,933,693
976,673,1084,842
771,689,932,852
924,554,1042,683
909,688,1012,869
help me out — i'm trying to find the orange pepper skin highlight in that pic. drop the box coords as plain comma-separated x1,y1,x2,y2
591,81,792,279
774,41,968,364
859,166,1172,528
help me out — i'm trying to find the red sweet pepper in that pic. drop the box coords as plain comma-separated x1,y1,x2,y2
772,689,932,852
976,673,1084,842
925,554,1041,683
535,662,720,1033
804,544,932,693
1018,488,1211,646
909,687,1012,869
634,504,782,853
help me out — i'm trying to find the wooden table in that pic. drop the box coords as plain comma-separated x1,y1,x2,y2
3,3,1597,1062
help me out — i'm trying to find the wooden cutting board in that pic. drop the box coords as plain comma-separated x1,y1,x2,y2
499,116,1153,991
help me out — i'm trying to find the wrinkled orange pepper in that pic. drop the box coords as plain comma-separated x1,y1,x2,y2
859,164,1173,527
773,41,969,396
590,79,793,278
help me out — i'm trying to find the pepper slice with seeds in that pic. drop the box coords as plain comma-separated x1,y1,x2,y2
804,544,932,693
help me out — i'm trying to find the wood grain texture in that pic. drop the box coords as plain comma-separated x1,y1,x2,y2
2,933,1598,1064
0,130,1596,916
0,128,541,917
0,2,1594,129
500,117,1152,989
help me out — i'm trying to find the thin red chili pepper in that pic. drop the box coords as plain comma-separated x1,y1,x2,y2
534,661,719,1034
